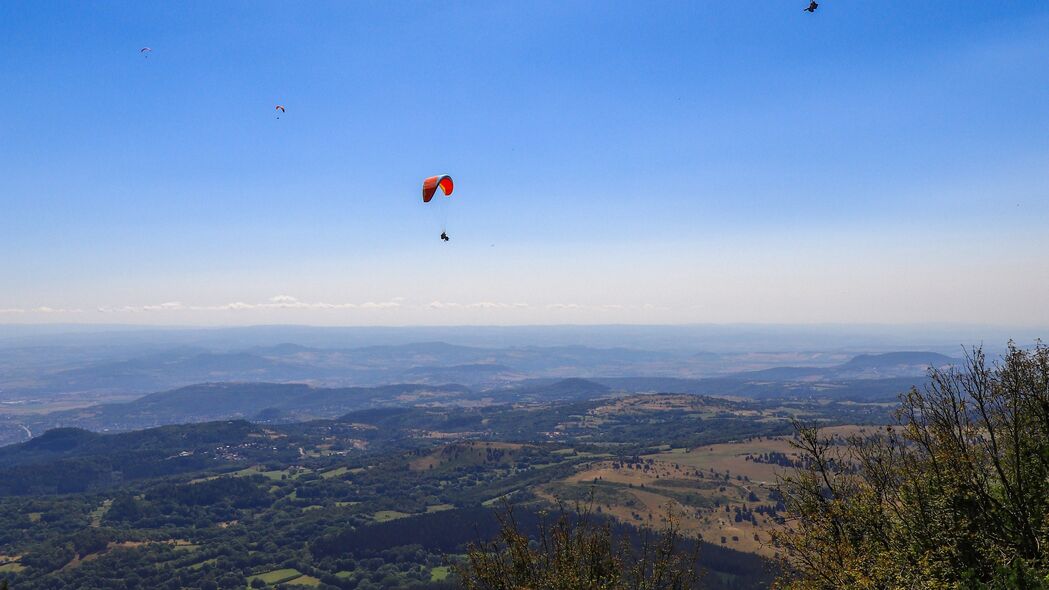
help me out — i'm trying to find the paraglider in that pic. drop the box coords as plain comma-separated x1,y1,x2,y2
422,175,453,203
140,47,152,58
804,1,818,12
275,105,285,119
422,175,455,242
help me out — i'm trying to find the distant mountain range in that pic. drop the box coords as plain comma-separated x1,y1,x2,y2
0,348,961,446
731,351,955,381
1,339,960,401
0,342,697,397
594,351,953,400
16,382,467,434
1,378,621,443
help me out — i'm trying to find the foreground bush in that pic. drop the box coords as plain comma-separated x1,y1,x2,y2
774,343,1049,589
456,502,700,590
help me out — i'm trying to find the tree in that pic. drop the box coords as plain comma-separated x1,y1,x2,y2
455,499,700,590
773,343,1049,589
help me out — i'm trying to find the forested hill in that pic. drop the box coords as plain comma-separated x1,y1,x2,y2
0,421,264,467
0,420,287,495
17,382,473,434
11,378,624,441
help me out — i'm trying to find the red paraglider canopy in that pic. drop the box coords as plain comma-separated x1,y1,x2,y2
422,175,454,203
275,105,286,113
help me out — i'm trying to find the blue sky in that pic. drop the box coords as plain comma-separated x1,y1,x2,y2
1,1,1047,326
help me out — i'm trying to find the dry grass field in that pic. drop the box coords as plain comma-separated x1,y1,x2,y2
540,425,870,557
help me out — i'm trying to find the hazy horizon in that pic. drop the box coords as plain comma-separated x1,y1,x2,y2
1,322,1043,356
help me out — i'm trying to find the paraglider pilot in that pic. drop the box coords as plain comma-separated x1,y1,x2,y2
440,232,450,242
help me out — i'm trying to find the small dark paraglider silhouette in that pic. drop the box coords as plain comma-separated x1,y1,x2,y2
275,105,286,119
441,231,450,242
804,1,818,12
140,47,152,58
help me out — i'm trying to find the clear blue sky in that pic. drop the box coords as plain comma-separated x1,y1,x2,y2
2,1,1047,326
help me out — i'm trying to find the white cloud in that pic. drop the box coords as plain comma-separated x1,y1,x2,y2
95,296,406,313
24,297,650,318
143,301,186,311
545,303,659,312
358,300,402,309
545,303,582,310
427,301,529,310
220,302,257,311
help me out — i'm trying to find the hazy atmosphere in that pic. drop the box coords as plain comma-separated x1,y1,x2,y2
3,1,1048,326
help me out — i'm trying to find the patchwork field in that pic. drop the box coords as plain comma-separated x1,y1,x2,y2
372,510,412,522
541,427,866,557
247,568,310,586
0,562,25,574
649,437,801,484
591,394,763,418
409,441,528,471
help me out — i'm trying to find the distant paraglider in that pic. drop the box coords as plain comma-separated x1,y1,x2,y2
423,175,455,241
275,105,286,119
140,47,152,58
804,1,818,12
